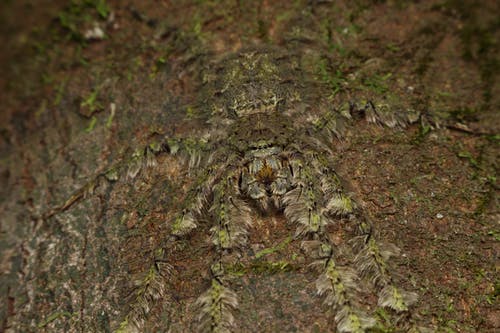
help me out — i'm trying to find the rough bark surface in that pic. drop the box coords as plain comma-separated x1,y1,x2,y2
0,1,498,332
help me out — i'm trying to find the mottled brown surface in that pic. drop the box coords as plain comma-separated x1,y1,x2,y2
0,1,498,332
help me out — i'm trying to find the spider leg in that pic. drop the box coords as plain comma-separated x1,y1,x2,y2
282,156,377,333
115,144,237,332
303,95,421,142
169,169,214,237
195,172,252,332
115,248,172,333
41,136,208,220
349,99,421,129
170,147,241,237
195,262,239,333
351,221,418,313
121,154,249,332
312,154,418,313
307,101,352,140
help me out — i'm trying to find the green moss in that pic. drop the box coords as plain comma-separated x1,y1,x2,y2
94,0,110,19
362,73,392,94
251,260,293,274
85,115,97,133
316,58,347,97
410,123,431,145
226,258,298,277
81,88,103,116
372,308,394,333
57,0,111,43
254,236,292,259
457,150,479,169
114,318,129,333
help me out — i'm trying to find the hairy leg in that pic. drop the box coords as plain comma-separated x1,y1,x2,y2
195,173,252,332
282,155,376,333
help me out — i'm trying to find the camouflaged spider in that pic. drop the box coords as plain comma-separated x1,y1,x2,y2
47,47,423,333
